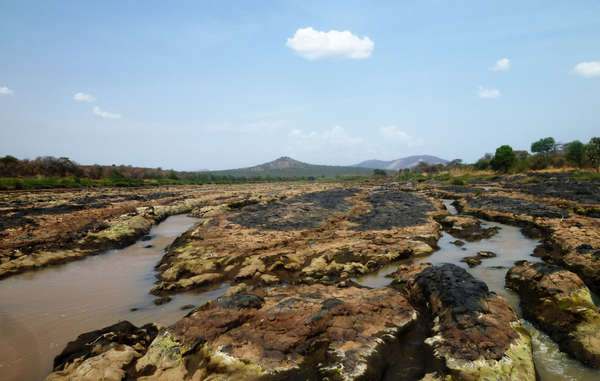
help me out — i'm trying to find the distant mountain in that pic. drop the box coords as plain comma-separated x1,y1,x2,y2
213,156,386,178
353,155,449,170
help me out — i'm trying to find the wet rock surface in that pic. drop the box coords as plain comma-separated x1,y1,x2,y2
460,250,497,268
438,215,499,241
393,263,536,380
46,320,160,380
506,261,600,368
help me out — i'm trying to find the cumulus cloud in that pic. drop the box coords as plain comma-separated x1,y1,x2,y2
379,126,423,146
73,92,96,102
572,61,600,78
490,58,510,71
286,27,374,60
93,106,121,119
477,86,501,99
289,125,362,145
0,86,14,95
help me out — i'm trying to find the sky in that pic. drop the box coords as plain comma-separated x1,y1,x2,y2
1,1,599,171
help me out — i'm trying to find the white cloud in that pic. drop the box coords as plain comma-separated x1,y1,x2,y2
286,27,374,60
289,125,362,145
572,61,600,78
477,86,501,99
0,86,14,96
490,58,510,71
93,106,121,119
379,126,423,146
74,92,96,102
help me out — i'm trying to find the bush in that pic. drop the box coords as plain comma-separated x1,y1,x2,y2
490,145,516,172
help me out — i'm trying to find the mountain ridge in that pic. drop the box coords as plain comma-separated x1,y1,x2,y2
213,156,384,178
353,155,448,170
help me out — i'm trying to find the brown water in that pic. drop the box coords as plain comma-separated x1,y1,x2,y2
0,215,228,381
356,203,600,380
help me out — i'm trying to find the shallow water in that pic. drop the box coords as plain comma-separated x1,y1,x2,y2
355,208,600,380
0,215,228,381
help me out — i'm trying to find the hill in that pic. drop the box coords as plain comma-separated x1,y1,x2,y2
213,157,383,178
353,155,448,170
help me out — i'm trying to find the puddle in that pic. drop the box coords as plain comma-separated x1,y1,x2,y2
0,215,228,381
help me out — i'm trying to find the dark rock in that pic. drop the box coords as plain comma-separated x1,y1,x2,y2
228,189,358,231
466,196,569,219
216,294,265,310
153,296,172,305
52,320,159,371
180,304,195,310
349,190,436,230
141,235,153,241
506,261,600,368
393,263,535,379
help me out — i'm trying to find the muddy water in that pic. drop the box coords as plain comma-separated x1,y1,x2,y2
356,205,600,380
0,215,228,381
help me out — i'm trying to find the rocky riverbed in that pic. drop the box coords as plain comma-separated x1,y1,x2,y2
2,176,600,380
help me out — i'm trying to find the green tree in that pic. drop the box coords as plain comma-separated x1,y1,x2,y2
373,169,387,176
490,145,516,172
531,137,556,155
585,137,600,172
565,140,585,168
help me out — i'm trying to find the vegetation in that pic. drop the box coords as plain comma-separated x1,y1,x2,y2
2,135,599,191
490,145,516,173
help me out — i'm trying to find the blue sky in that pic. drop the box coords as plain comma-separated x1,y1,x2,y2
1,1,599,170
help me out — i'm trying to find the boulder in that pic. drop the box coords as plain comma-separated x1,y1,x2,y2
393,263,536,380
506,260,600,368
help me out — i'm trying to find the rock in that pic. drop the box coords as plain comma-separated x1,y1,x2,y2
133,284,417,380
506,261,600,368
460,256,481,268
439,215,499,241
180,304,195,310
216,294,264,310
460,250,497,268
46,320,160,380
450,240,465,247
393,263,536,380
153,296,172,306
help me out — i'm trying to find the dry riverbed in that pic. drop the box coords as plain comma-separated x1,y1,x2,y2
1,177,600,380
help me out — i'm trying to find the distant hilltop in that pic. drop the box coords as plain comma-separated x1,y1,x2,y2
353,155,449,170
213,156,383,178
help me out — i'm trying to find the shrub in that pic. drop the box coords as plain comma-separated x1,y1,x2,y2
490,145,516,172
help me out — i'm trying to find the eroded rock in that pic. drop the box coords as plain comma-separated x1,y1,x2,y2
393,263,536,380
438,215,499,241
135,284,418,380
46,320,160,380
506,260,600,368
